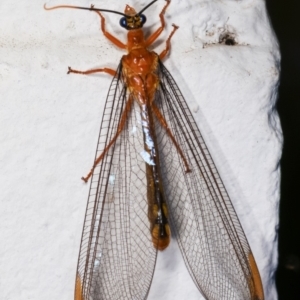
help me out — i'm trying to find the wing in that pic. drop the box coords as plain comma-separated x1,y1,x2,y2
152,60,264,300
75,63,158,300
74,59,264,300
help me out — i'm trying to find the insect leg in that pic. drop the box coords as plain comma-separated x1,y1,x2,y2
91,6,126,50
67,66,116,76
152,103,191,172
145,0,171,47
159,24,179,60
81,95,134,182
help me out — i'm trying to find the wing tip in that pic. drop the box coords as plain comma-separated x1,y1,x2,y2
248,251,264,300
75,273,84,300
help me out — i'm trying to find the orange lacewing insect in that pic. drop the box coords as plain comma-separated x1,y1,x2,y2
44,1,264,299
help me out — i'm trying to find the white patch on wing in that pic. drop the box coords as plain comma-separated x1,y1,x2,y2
140,150,155,165
109,174,115,185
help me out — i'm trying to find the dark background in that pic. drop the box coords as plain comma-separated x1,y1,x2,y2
266,0,300,299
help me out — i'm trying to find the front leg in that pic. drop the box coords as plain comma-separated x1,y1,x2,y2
91,5,126,50
44,4,126,49
159,24,179,60
145,0,171,47
67,66,116,77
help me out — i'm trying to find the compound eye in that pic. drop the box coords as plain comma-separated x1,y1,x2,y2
140,14,147,25
120,17,127,28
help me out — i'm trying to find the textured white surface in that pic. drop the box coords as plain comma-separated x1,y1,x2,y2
0,0,280,299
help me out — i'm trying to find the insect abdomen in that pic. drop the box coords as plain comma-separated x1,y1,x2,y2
150,202,171,251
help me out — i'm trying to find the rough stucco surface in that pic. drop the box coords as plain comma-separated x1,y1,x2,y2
0,0,280,299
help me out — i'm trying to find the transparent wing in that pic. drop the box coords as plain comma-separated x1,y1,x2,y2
75,64,158,300
74,60,263,300
153,60,263,300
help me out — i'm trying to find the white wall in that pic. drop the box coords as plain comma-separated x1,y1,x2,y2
0,0,280,299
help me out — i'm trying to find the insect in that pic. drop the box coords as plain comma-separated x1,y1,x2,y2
45,1,264,299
